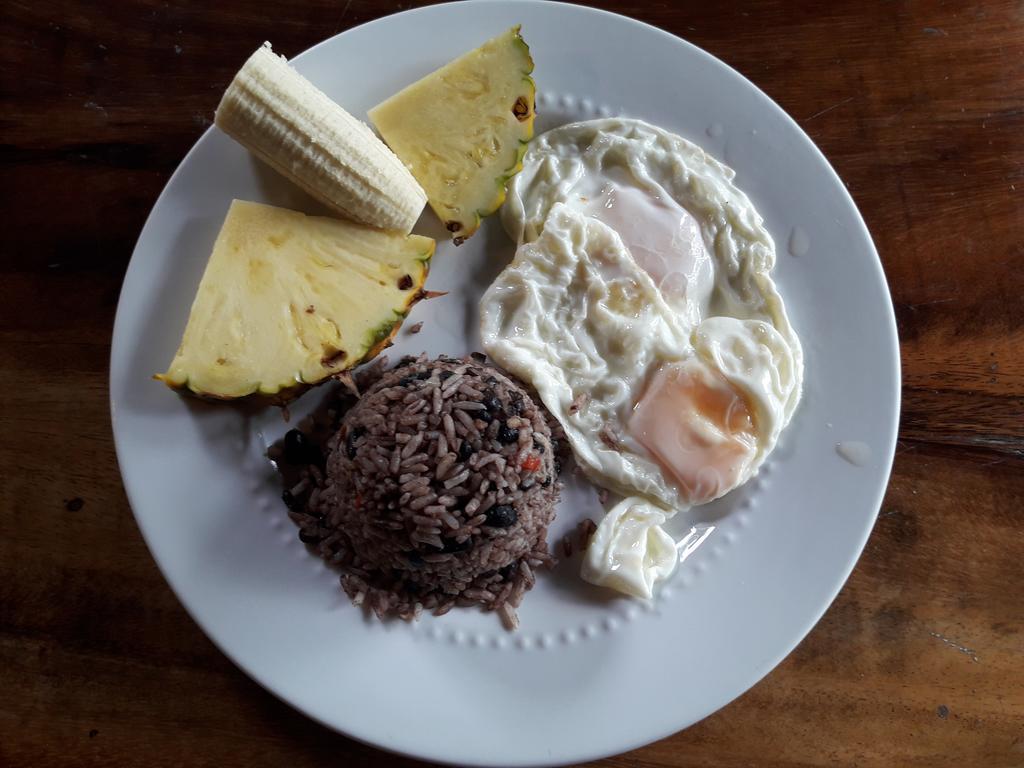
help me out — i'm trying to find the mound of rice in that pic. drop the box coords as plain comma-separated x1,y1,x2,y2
287,355,561,629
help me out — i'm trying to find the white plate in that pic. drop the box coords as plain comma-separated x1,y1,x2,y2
110,2,900,765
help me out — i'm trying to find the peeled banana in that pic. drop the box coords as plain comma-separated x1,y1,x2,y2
215,43,427,234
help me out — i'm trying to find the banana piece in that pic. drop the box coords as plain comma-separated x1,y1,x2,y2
215,43,427,234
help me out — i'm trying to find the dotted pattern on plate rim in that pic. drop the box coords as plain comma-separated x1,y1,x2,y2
252,92,765,651
535,90,615,119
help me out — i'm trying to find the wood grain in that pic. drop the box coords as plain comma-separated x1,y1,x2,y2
2,1,1022,766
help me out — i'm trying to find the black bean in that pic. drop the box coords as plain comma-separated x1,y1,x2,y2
507,394,524,416
284,429,318,464
533,437,546,453
396,355,418,368
499,561,519,579
485,504,517,528
281,490,304,512
477,410,493,424
298,529,322,545
458,440,473,461
439,370,454,381
398,376,416,387
497,424,519,444
415,370,432,380
541,477,552,488
404,550,424,567
483,395,503,414
345,426,365,459
283,428,303,450
441,537,472,554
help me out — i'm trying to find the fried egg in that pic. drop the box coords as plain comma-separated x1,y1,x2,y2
481,118,803,595
481,204,797,510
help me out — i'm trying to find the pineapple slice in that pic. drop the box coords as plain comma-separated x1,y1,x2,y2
368,26,535,245
156,200,434,402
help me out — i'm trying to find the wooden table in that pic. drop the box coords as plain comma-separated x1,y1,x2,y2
3,1,1022,765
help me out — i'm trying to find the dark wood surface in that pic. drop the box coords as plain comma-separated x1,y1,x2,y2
2,1,1023,765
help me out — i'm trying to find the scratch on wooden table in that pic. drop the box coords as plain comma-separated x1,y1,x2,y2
979,457,1007,468
966,436,1024,455
84,100,108,117
804,96,855,122
333,0,354,32
896,440,918,456
929,631,980,663
885,102,914,123
907,297,957,310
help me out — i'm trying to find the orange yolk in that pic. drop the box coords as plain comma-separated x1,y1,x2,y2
628,362,758,505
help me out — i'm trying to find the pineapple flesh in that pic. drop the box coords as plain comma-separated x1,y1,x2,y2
368,26,535,245
157,200,434,402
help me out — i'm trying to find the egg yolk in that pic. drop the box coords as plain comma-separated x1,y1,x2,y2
579,184,714,322
628,361,757,505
